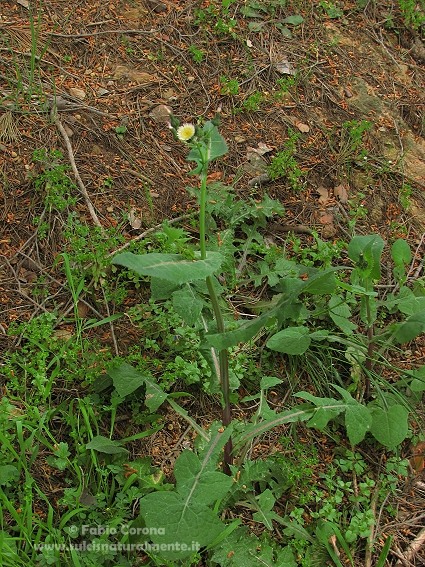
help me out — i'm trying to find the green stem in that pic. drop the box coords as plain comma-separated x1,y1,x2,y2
199,164,233,475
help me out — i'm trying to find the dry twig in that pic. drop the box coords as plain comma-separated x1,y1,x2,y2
50,107,102,228
395,527,425,566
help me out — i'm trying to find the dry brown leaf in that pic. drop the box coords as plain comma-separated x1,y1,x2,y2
128,208,142,229
334,183,349,204
274,57,296,75
114,65,157,85
319,212,334,225
317,185,330,205
54,329,73,341
77,301,89,318
296,122,310,133
410,441,425,473
246,142,273,157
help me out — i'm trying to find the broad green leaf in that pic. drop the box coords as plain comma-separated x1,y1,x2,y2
0,465,19,487
409,365,425,392
282,14,304,25
296,392,344,429
391,239,411,266
150,277,179,300
302,269,337,295
211,527,296,567
86,435,128,455
139,492,226,559
206,310,275,350
175,450,233,505
260,376,282,390
206,123,229,161
369,404,409,449
276,24,293,37
397,295,425,316
328,295,357,335
248,21,267,31
138,430,233,560
144,376,168,412
108,362,148,399
241,6,265,18
108,361,167,411
253,489,279,530
266,326,311,354
112,251,223,283
348,234,384,281
393,310,425,343
172,287,203,325
333,385,372,446
234,405,315,449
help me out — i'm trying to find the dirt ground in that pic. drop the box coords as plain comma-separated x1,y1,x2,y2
1,0,425,565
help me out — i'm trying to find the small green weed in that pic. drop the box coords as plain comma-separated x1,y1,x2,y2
319,0,344,19
194,0,238,37
219,75,240,96
241,91,263,112
398,0,425,29
32,148,77,212
268,129,304,190
188,44,205,63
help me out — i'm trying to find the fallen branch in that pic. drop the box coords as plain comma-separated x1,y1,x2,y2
396,527,425,566
50,107,103,229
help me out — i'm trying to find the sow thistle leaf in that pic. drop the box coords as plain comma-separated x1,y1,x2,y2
172,286,203,326
138,429,233,560
86,435,128,455
391,239,411,266
211,527,296,567
369,404,409,449
282,14,304,25
348,234,384,281
333,385,372,446
140,491,226,559
296,392,344,429
266,326,310,355
302,268,337,295
408,365,425,392
112,251,223,284
328,295,357,335
175,450,233,506
234,405,315,449
393,310,425,343
108,362,167,411
108,362,147,399
206,311,275,350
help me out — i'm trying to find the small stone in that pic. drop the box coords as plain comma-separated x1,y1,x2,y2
149,104,172,123
69,87,86,100
11,151,18,157
64,125,73,137
106,206,114,212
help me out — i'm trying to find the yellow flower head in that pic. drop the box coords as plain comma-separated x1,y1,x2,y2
177,123,195,142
